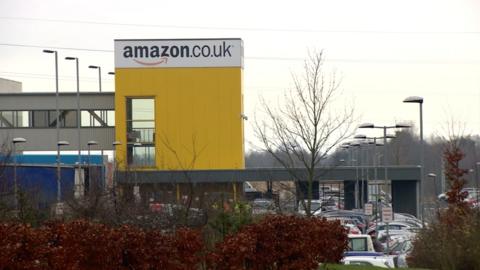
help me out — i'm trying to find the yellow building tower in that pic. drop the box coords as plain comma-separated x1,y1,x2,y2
114,39,244,199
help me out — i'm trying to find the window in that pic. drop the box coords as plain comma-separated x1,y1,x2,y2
348,238,367,251
31,111,49,127
126,98,155,166
0,109,112,128
81,110,114,127
0,111,14,127
61,110,78,127
16,111,30,127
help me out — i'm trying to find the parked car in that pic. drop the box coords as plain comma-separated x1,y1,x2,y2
438,188,480,207
251,198,277,215
243,181,257,193
297,200,323,216
343,224,361,235
342,254,395,268
367,221,418,235
347,234,375,252
321,210,369,233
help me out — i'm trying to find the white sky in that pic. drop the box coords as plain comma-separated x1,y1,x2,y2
1,0,480,148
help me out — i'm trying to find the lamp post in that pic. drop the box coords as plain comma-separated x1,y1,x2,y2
87,141,98,168
354,134,395,203
358,123,411,210
352,137,370,209
427,173,439,214
112,141,121,214
128,142,142,203
349,142,363,208
87,141,98,192
12,137,26,210
43,50,61,181
56,141,69,203
112,141,121,172
65,57,81,167
88,65,102,92
403,96,424,223
476,162,480,203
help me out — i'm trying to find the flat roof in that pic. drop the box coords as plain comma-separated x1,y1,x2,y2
0,91,114,96
114,38,242,41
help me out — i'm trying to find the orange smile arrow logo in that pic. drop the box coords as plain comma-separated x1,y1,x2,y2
133,57,168,66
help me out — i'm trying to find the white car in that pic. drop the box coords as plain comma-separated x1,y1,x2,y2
342,255,396,268
348,234,375,252
367,221,417,235
297,200,323,216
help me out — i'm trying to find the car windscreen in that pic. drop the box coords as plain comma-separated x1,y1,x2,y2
348,238,368,251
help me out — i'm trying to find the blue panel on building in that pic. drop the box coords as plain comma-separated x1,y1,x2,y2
12,154,104,165
1,166,75,208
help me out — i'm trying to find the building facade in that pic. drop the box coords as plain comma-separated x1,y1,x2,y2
113,39,245,171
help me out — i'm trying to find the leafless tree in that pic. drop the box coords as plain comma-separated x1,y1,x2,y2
160,134,207,226
254,51,355,216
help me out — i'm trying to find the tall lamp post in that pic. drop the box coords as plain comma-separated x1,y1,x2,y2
57,141,69,203
476,162,480,203
358,123,411,209
348,142,361,208
87,141,98,193
88,65,102,92
427,173,439,214
43,50,61,181
112,141,121,213
65,57,81,167
87,140,98,168
403,96,424,224
354,134,395,203
12,137,26,210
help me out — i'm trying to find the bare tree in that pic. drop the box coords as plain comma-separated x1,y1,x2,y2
160,134,207,226
254,51,355,217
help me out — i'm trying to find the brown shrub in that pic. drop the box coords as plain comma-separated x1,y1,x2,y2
0,220,203,269
207,215,348,270
409,144,480,270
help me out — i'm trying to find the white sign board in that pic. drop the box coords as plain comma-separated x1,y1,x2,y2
364,203,373,215
115,39,243,68
382,207,393,223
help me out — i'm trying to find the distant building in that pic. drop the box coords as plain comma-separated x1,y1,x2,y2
0,77,22,93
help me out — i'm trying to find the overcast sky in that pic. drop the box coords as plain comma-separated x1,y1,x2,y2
1,0,480,148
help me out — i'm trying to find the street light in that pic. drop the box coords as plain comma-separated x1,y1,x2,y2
427,173,439,214
43,50,61,181
87,141,98,167
56,140,69,203
476,162,480,203
354,134,395,203
12,137,26,210
403,96,424,223
65,57,81,167
88,65,102,92
358,123,411,209
112,141,121,213
127,142,142,202
86,141,98,193
348,142,362,208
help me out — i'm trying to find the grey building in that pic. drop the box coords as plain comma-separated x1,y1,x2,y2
0,78,22,93
0,92,115,151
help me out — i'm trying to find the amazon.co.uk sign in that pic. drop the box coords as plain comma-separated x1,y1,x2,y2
114,39,243,68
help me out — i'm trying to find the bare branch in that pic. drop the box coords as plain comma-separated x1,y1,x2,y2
253,50,355,216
